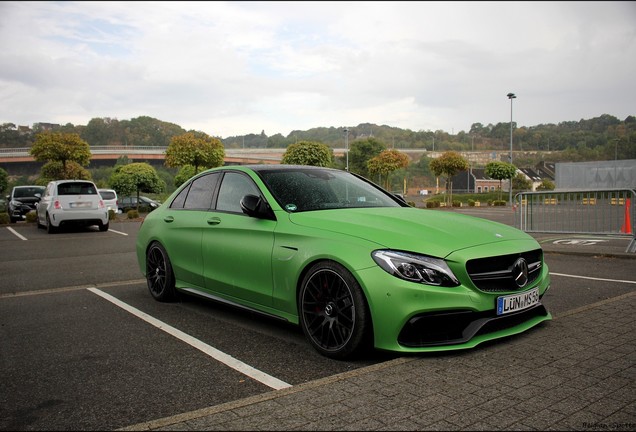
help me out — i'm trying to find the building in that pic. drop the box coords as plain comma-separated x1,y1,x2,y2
556,159,636,190
451,168,503,194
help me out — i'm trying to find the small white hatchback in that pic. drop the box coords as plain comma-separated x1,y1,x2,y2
37,180,109,233
98,188,120,214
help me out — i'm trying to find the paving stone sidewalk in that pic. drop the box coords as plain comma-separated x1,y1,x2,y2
121,291,636,431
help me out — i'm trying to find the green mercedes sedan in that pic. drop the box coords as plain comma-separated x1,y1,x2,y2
136,165,551,359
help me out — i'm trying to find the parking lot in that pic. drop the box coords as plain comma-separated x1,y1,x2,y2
0,208,634,431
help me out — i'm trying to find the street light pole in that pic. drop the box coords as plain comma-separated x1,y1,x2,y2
507,92,516,206
343,127,349,171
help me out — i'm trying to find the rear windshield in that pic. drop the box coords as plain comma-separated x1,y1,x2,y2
100,191,116,200
57,182,97,195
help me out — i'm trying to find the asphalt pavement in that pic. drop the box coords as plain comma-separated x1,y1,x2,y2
120,234,636,432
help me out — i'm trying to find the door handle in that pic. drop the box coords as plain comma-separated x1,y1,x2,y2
163,216,174,223
207,217,221,225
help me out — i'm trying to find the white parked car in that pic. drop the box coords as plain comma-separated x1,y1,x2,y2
37,180,109,233
98,188,120,214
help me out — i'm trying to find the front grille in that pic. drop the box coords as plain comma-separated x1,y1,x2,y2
466,249,543,292
398,304,549,347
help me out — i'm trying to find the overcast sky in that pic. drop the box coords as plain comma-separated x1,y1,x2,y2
1,1,634,139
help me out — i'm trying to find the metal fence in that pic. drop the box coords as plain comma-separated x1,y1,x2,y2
514,189,636,253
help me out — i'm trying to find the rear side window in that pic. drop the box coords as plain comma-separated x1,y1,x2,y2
57,182,97,195
100,191,116,200
171,172,221,210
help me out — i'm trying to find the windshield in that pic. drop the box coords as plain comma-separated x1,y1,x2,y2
257,167,402,212
14,187,44,198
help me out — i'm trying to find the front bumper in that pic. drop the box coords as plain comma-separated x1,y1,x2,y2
9,204,37,219
356,261,551,353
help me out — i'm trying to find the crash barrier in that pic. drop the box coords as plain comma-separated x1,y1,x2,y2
514,189,636,253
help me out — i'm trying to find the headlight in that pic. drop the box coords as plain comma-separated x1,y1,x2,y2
372,250,460,287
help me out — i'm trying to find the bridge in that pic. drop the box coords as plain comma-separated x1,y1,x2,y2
0,146,291,175
0,146,288,164
0,146,514,176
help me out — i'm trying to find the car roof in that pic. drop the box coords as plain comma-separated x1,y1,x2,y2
49,179,97,184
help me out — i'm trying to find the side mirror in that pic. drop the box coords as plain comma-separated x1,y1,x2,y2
240,194,276,220
35,193,42,200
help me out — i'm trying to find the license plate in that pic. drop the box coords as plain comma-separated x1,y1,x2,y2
496,288,539,315
70,201,91,208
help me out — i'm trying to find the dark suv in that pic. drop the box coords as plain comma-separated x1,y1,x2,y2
118,196,160,213
7,185,46,223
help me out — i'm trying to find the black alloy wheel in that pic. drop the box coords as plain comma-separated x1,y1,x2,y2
146,242,177,301
299,261,371,359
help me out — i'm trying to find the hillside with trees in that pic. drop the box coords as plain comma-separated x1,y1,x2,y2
1,114,634,162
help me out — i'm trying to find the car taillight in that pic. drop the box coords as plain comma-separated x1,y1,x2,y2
54,200,61,209
98,200,105,209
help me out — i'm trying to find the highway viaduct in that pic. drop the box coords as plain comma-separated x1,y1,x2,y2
0,146,514,176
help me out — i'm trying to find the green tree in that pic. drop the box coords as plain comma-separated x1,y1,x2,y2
38,161,91,185
30,132,92,180
512,173,532,191
109,162,165,210
367,149,410,190
485,161,517,201
0,167,8,194
429,151,469,205
165,132,225,175
536,178,556,191
347,137,387,178
281,141,333,166
174,165,197,188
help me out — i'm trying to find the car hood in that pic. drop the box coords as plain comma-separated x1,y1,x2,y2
288,207,533,258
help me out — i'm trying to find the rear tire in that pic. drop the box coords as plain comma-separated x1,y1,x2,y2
99,221,109,232
46,214,57,234
146,242,177,302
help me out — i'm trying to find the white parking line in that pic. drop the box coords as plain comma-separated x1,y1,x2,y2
108,229,128,236
6,227,28,240
551,272,636,284
87,287,292,391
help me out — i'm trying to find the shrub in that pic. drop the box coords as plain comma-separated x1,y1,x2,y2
127,209,140,219
452,200,461,207
108,209,117,220
25,211,38,223
468,199,475,207
425,201,441,208
0,213,8,225
493,200,507,206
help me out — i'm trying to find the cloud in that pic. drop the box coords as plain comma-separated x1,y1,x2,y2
0,1,634,138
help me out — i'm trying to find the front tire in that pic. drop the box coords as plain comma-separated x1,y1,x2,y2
299,261,371,359
146,242,177,302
